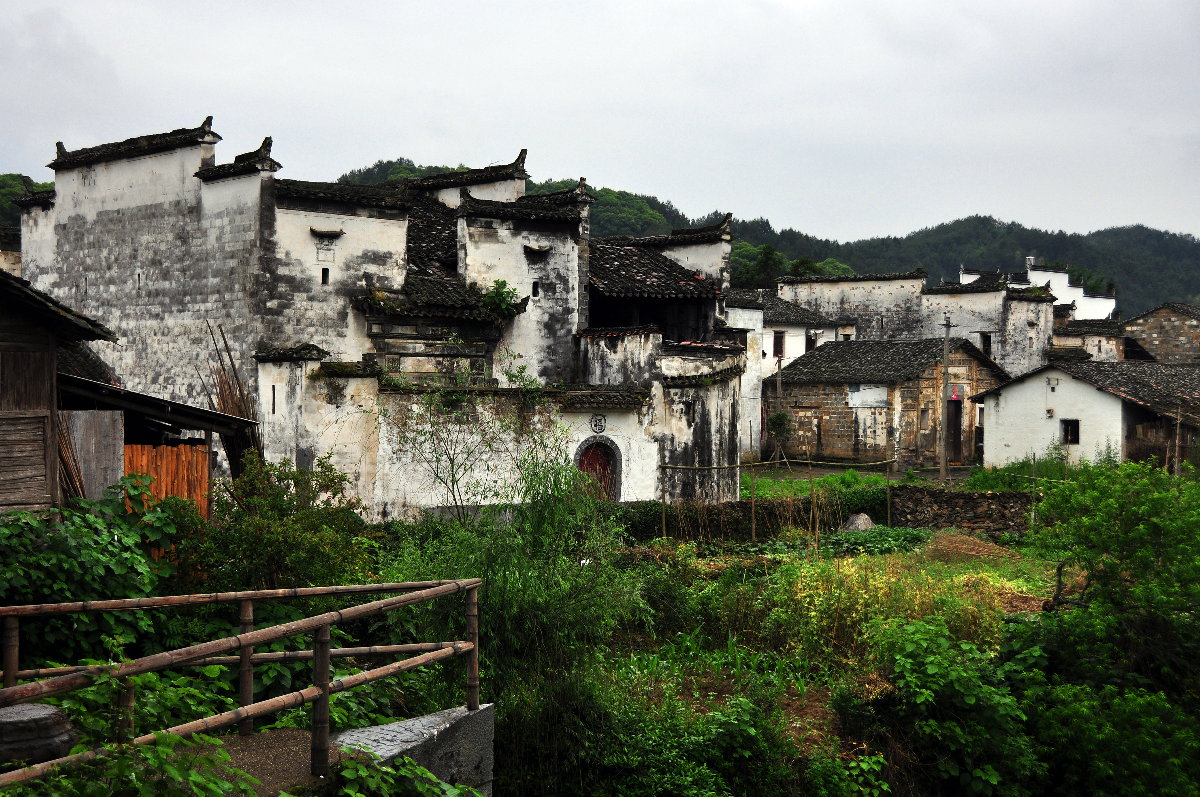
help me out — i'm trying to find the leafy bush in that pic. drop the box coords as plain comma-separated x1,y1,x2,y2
2,733,258,796
286,750,482,796
748,557,1005,671
845,619,1041,796
823,526,933,557
169,453,372,591
0,475,181,664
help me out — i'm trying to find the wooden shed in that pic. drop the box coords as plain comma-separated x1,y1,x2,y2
0,270,115,511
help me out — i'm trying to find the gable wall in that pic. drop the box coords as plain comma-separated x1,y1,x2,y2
980,368,1124,465
460,218,581,383
1124,308,1200,363
777,278,924,340
22,149,266,409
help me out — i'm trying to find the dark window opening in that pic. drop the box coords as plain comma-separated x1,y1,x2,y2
842,333,852,341
321,268,330,285
136,272,141,293
772,330,785,358
532,280,540,298
1061,419,1080,445
979,332,992,358
271,385,276,415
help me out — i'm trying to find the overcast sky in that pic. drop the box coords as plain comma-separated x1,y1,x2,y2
2,0,1197,242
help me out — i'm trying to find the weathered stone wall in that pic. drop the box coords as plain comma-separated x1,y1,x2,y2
1124,307,1200,363
460,217,581,383
888,485,1033,538
778,277,925,341
771,349,1002,467
574,330,661,385
657,239,730,288
22,148,266,410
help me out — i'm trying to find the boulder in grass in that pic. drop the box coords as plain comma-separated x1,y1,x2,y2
842,513,875,531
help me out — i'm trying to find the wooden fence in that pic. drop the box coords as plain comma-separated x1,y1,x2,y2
124,443,209,516
0,580,482,788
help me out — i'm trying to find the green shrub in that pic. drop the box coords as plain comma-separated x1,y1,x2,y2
0,475,182,664
169,452,373,591
845,619,1041,796
823,526,933,557
2,733,258,796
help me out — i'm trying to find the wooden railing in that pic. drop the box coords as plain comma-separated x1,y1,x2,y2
0,580,482,788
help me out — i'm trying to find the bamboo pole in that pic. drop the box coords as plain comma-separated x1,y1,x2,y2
238,600,254,736
0,580,481,707
466,587,480,711
310,625,331,777
0,644,473,789
0,581,473,618
2,617,16,689
117,678,135,742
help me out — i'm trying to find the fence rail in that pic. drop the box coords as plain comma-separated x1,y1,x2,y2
0,579,482,788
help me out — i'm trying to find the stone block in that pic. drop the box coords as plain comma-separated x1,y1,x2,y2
334,704,494,795
0,704,79,767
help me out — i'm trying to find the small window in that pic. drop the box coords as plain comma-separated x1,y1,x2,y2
772,330,785,358
271,384,277,415
920,408,930,429
979,332,992,358
1061,419,1080,445
321,268,330,285
842,333,852,341
532,280,540,298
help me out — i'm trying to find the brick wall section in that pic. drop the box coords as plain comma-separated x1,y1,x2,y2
1124,308,1200,363
769,351,1003,467
888,485,1033,538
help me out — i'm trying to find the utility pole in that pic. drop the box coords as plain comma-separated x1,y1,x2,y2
939,313,957,483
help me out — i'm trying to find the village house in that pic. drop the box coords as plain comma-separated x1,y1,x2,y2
973,360,1200,467
776,270,1056,378
0,269,250,513
0,226,19,276
959,257,1118,320
16,118,745,515
1122,303,1200,364
763,338,1007,468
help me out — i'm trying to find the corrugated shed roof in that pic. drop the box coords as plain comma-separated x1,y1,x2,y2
589,239,721,299
777,338,1004,384
49,117,220,170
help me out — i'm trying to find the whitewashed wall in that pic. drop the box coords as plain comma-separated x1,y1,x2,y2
980,368,1124,465
726,306,764,459
460,218,580,383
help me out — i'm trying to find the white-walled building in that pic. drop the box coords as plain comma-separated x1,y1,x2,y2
960,258,1117,320
17,118,747,516
973,361,1200,466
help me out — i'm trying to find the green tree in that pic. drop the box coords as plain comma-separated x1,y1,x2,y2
0,173,52,227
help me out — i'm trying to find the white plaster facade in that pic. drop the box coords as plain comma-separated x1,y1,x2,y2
977,368,1124,465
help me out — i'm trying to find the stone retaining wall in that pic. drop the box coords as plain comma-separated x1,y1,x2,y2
888,485,1033,538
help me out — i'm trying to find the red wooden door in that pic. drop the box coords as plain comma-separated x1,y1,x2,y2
578,443,616,500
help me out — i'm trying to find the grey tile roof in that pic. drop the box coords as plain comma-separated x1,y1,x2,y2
0,269,115,342
778,338,1003,384
406,197,458,269
458,192,584,224
778,269,926,285
354,265,494,321
1060,319,1125,336
195,137,281,182
49,117,219,170
977,360,1200,425
723,289,764,310
726,289,833,325
275,179,410,210
1127,302,1200,324
589,239,721,299
402,150,529,190
604,214,732,248
575,325,661,338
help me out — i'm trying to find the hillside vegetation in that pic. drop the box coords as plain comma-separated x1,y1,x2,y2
341,159,1200,315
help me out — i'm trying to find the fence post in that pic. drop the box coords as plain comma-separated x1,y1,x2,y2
466,587,480,711
238,600,254,736
117,677,135,742
310,624,331,777
2,617,17,689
